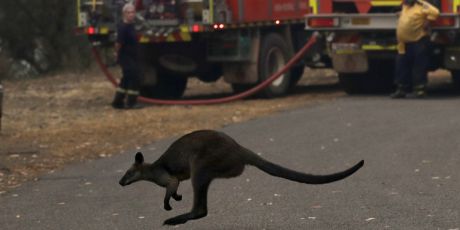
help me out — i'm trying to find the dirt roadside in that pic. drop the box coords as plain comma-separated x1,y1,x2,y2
0,69,341,193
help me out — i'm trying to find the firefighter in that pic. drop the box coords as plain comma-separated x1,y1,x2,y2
391,0,439,98
112,3,142,109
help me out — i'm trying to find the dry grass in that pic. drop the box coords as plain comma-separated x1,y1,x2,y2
0,68,341,192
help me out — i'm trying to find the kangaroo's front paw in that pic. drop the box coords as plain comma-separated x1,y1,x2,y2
173,193,182,201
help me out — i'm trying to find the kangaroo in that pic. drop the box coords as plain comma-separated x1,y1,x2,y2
119,130,364,225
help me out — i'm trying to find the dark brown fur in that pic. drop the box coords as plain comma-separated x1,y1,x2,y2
119,130,364,225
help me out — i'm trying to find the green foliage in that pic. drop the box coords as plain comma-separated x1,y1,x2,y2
0,52,9,82
0,0,91,74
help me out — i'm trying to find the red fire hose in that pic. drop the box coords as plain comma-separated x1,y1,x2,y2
92,33,318,105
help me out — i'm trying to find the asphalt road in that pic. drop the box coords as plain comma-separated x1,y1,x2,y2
2,91,460,229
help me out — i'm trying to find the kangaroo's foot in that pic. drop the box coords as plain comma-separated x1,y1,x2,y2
163,210,207,226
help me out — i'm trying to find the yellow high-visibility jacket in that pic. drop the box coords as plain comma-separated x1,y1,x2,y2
396,0,439,54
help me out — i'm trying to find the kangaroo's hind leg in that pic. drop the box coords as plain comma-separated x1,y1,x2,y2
163,169,212,225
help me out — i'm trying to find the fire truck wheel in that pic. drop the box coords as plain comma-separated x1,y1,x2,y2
339,73,394,94
339,60,394,94
231,84,254,96
197,64,223,83
289,65,305,88
159,54,197,74
140,73,188,99
338,74,366,94
451,70,460,90
257,33,293,98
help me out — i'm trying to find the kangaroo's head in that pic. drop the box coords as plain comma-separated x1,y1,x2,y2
119,152,147,186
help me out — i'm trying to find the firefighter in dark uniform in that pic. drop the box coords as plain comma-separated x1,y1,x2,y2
391,0,439,98
112,3,141,109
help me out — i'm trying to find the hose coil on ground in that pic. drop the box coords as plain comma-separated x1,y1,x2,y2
92,34,318,105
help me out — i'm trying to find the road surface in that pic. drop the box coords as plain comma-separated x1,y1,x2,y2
1,92,460,229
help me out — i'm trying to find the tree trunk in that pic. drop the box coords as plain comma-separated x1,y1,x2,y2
0,84,3,131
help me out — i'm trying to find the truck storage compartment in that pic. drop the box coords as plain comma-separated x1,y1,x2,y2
225,0,306,23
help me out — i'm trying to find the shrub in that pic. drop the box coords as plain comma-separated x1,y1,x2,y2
0,51,10,82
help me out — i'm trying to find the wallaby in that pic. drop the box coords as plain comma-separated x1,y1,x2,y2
119,130,364,225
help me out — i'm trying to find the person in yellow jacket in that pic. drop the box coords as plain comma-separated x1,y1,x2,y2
391,0,439,98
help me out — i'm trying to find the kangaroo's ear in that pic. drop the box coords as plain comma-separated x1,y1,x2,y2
135,152,144,164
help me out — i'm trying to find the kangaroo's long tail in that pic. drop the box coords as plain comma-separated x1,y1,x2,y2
245,150,364,184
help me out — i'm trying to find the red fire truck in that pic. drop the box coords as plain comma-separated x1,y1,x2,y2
305,0,460,93
77,0,315,98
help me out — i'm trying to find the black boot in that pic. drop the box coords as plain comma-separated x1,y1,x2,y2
390,85,408,99
111,91,125,109
413,84,427,98
126,94,142,109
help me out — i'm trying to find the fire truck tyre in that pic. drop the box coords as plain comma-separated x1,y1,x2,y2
451,70,460,90
197,64,223,83
367,60,395,93
339,61,395,94
339,73,394,94
289,65,305,88
140,74,188,99
231,84,254,96
338,74,366,94
257,33,293,98
159,54,197,74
